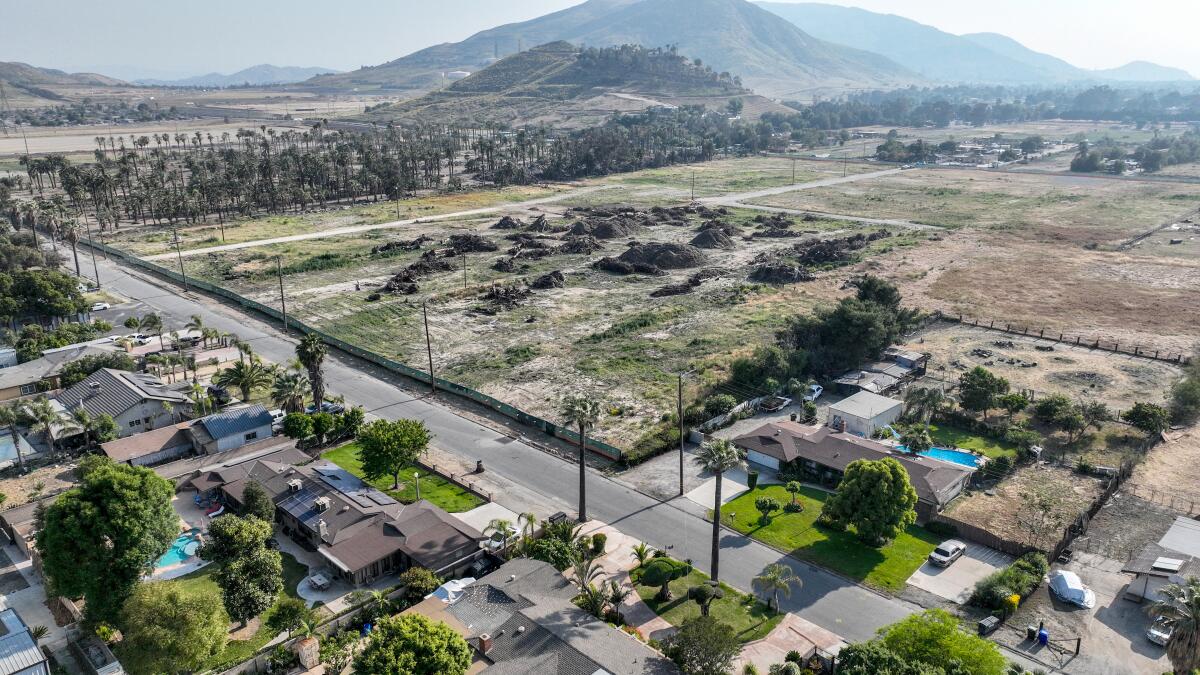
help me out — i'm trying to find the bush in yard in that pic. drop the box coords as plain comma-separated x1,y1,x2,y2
119,582,229,675
354,614,472,675
663,615,741,675
123,317,139,329
878,609,1006,675
970,553,1047,610
1032,394,1072,424
924,520,957,538
641,558,690,601
755,496,781,524
1122,402,1171,438
990,454,1013,476
527,537,575,571
592,532,607,555
399,567,443,602
818,458,917,546
802,400,817,421
282,412,313,441
1170,359,1200,425
703,394,738,419
746,470,759,490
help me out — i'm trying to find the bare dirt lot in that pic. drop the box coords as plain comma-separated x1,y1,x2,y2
0,120,302,157
1125,426,1200,514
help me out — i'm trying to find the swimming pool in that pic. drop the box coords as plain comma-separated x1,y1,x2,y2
918,447,982,468
155,529,201,569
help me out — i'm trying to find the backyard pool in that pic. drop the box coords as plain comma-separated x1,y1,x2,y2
155,529,202,569
918,447,982,468
0,434,36,467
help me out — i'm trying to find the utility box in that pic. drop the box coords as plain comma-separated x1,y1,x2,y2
977,615,1000,635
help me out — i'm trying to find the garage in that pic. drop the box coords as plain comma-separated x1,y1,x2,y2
746,449,780,470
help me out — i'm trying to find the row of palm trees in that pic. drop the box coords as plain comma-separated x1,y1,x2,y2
0,397,116,470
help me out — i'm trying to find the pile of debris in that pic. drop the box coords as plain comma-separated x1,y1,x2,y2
749,258,815,284
592,257,665,276
689,228,735,249
478,283,532,312
568,218,639,240
491,216,524,230
617,242,705,270
793,231,891,265
381,252,455,291
448,233,500,253
559,235,603,255
530,270,565,289
492,257,524,273
650,268,724,297
505,234,553,260
371,235,430,255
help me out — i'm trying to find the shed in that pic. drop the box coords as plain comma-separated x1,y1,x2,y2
826,391,903,438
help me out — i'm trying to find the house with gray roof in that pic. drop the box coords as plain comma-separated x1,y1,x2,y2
733,421,973,521
55,368,190,438
0,608,49,675
187,404,273,454
0,344,121,403
200,458,485,585
406,558,678,675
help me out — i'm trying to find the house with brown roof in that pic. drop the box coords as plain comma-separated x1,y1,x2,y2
732,421,973,521
200,458,486,585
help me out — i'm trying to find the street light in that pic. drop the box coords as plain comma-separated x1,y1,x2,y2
414,471,421,502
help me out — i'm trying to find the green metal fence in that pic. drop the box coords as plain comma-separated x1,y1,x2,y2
87,238,624,460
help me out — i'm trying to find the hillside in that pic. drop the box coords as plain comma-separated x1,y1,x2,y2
356,42,790,127
959,33,1085,81
1091,61,1194,82
306,0,918,98
0,61,126,107
135,64,340,87
756,3,1052,83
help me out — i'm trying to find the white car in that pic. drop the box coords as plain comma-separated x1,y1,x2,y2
1048,570,1096,609
928,540,966,567
90,302,111,312
124,334,151,346
1147,615,1173,646
803,384,823,402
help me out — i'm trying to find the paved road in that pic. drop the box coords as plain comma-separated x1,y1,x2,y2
90,253,916,643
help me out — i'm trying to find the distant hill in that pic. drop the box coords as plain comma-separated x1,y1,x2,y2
1091,61,1194,82
135,64,341,87
958,33,1086,81
356,41,790,127
0,62,126,107
756,3,1053,83
306,0,919,98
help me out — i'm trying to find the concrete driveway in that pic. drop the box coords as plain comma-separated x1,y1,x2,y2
907,542,1013,604
684,466,779,510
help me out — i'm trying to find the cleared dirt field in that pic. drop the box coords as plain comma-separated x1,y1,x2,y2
944,464,1105,549
1125,426,1200,514
899,322,1183,409
0,120,302,157
746,168,1200,244
601,157,875,198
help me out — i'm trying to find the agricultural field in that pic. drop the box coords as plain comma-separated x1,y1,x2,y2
600,156,875,198
0,119,303,157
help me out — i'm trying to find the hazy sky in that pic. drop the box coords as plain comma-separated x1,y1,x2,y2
3,0,1196,80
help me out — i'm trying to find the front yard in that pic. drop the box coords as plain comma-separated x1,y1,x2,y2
321,442,484,513
631,560,783,643
721,485,939,592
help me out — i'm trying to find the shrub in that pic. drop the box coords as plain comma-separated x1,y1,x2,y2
703,394,738,419
624,424,680,466
925,520,958,538
398,567,442,602
755,496,781,523
1032,394,1072,423
592,533,607,555
802,400,817,421
970,553,1047,610
747,470,759,490
1075,457,1094,475
123,317,139,329
990,454,1013,476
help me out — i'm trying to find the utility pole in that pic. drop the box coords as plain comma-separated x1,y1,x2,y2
690,171,696,201
82,216,101,289
792,158,796,184
677,369,695,496
422,301,435,395
462,253,468,289
843,153,848,177
172,226,188,292
276,256,288,334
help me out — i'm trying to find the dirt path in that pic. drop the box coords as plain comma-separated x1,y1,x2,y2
699,166,901,203
144,185,618,260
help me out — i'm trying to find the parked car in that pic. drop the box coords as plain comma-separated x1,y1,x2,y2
469,555,500,578
1147,615,1173,646
1048,570,1096,608
306,401,346,415
124,333,151,346
928,540,966,567
90,302,111,312
803,384,823,402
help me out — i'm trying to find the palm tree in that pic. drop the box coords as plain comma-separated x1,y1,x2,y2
752,563,800,612
900,425,934,456
271,371,311,413
518,512,538,552
138,313,164,351
185,313,204,340
570,551,603,592
71,408,104,451
1147,576,1200,673
560,394,602,522
29,625,48,643
0,403,26,472
693,438,745,581
23,397,77,459
296,334,328,410
188,381,211,417
484,518,514,551
630,542,652,568
214,359,275,403
607,580,631,624
904,387,948,424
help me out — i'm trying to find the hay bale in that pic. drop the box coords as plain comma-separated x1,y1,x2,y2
530,271,565,289
618,243,705,270
689,228,735,249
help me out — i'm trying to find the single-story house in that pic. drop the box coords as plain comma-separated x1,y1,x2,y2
826,391,903,438
56,368,190,438
733,421,973,521
200,459,486,585
0,608,49,675
1122,542,1199,603
1157,516,1200,559
186,404,273,454
0,344,121,402
405,558,678,675
0,497,57,559
167,437,306,485
100,422,194,467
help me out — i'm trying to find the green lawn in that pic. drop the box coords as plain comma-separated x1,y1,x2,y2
321,442,484,513
119,552,310,671
632,560,782,643
721,485,939,592
927,423,1017,460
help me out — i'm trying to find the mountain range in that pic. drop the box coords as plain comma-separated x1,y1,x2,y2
0,61,127,106
306,0,919,98
135,64,340,87
756,2,1194,84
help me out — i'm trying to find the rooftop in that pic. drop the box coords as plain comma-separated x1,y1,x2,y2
56,368,189,418
197,404,272,440
0,344,120,392
0,608,47,675
827,391,903,419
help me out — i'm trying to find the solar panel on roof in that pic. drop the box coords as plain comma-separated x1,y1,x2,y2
368,492,397,505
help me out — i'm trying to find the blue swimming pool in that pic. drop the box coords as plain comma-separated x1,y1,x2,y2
155,529,201,569
918,447,982,468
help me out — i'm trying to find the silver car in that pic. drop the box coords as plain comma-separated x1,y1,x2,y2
1147,616,1173,646
928,540,966,567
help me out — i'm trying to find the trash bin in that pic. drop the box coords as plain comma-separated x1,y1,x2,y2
1038,628,1049,645
1026,625,1038,640
978,616,1000,635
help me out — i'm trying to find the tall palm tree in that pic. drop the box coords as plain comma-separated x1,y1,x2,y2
484,518,514,551
693,438,745,581
214,359,275,403
900,424,934,456
518,512,538,552
560,394,602,522
0,402,26,472
138,313,164,351
71,408,103,451
296,334,327,409
23,397,77,459
271,371,311,414
185,314,204,341
752,563,800,612
188,381,211,417
1148,576,1200,673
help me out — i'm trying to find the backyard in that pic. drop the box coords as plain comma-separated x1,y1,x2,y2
927,423,1017,460
321,442,484,513
721,485,939,592
631,559,783,643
